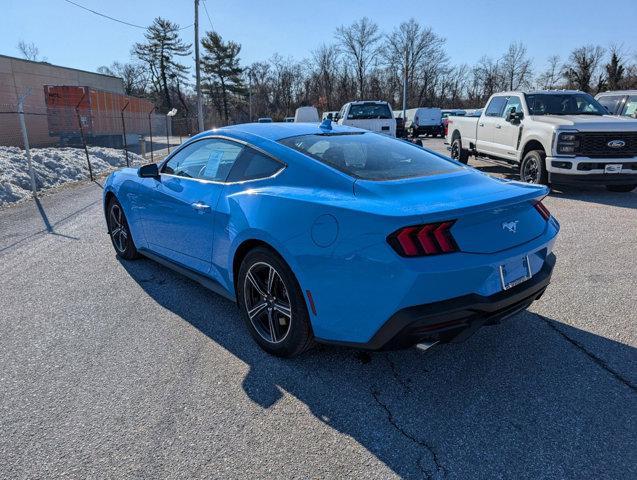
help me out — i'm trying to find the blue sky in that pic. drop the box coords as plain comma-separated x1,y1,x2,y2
3,0,637,74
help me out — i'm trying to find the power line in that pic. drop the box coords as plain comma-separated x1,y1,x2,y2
202,0,214,31
62,0,193,30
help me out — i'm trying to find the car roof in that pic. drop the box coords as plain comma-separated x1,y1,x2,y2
596,90,637,96
196,122,366,141
493,90,590,96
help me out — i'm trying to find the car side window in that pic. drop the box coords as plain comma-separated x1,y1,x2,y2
597,95,624,115
226,147,284,182
163,139,243,181
621,96,637,117
503,96,522,116
485,97,507,117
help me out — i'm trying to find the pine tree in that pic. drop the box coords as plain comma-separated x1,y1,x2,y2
605,51,625,90
201,32,245,123
133,17,191,111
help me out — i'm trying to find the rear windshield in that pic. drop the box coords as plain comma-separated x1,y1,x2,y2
279,132,461,181
347,103,393,120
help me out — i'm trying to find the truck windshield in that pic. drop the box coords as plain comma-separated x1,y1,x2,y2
279,132,461,181
347,103,393,120
525,93,607,116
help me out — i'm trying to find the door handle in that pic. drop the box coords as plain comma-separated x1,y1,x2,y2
191,202,210,212
495,124,502,129
479,123,484,127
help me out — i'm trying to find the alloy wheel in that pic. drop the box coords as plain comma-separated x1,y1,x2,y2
522,157,540,183
451,141,460,160
109,204,129,253
243,262,292,344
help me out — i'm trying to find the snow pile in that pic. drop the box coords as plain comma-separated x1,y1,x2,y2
0,146,144,206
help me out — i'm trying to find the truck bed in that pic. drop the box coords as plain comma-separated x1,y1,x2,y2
445,115,479,145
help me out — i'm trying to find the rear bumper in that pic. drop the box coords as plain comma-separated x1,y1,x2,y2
413,125,443,134
321,253,556,350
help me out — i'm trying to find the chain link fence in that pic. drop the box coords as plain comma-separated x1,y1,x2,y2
0,92,197,206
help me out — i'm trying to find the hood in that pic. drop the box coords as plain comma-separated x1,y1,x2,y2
530,114,637,131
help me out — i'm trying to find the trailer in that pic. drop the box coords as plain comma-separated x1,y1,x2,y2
44,85,155,148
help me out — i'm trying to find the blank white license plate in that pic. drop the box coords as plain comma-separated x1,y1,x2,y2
605,164,623,174
499,255,532,290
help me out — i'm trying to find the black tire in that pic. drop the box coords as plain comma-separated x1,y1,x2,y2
237,247,314,357
520,150,548,185
605,184,636,192
450,137,469,164
106,197,140,260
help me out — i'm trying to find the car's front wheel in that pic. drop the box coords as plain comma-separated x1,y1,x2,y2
237,247,314,357
106,197,139,260
520,150,548,185
606,184,636,192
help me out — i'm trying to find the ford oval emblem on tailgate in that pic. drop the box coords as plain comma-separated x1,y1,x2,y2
607,140,625,148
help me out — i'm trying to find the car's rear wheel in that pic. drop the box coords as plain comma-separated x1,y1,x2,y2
237,247,314,357
107,197,139,260
520,150,548,185
451,138,469,164
605,184,636,192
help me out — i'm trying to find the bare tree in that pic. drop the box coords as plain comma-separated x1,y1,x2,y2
381,18,448,107
501,42,532,90
17,41,43,61
536,55,562,89
335,17,381,98
97,62,149,96
312,44,340,110
563,45,605,93
474,56,501,100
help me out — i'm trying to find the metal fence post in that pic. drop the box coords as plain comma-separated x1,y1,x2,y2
75,93,94,182
17,94,38,197
121,101,130,167
147,106,156,163
165,114,171,154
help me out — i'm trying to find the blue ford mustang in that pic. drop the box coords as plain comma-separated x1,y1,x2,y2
103,121,559,357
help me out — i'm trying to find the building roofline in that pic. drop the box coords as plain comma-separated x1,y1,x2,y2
0,53,121,80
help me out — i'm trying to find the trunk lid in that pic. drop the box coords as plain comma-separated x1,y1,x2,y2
354,170,549,254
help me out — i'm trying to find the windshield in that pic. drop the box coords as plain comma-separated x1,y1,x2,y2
525,93,607,116
347,103,393,120
279,132,461,181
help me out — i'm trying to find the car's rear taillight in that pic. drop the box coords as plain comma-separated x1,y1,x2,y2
534,201,551,220
388,221,459,257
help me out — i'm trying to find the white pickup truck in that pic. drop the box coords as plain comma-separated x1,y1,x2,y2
337,101,396,137
446,90,637,192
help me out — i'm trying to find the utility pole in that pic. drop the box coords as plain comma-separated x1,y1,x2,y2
195,0,204,132
248,70,252,122
402,48,408,119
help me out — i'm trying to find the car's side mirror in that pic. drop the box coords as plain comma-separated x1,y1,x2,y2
506,108,523,123
138,163,160,178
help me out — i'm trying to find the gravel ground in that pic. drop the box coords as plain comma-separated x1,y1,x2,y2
0,139,635,479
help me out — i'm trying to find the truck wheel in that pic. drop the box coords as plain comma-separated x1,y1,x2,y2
605,184,636,192
520,150,548,185
451,138,469,164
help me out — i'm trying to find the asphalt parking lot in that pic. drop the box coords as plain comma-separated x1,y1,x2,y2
1,138,635,479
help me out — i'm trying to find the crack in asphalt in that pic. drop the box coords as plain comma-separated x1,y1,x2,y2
384,354,412,392
370,388,446,480
538,314,637,392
